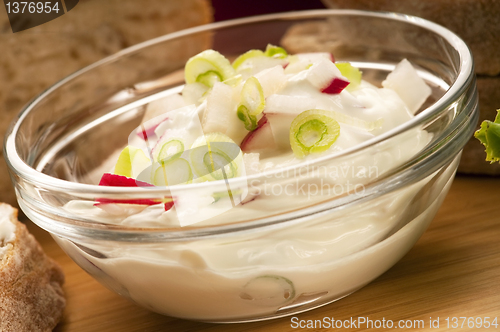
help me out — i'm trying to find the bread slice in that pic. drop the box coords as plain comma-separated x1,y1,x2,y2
0,204,65,332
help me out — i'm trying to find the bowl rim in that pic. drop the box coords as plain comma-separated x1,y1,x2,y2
4,9,476,240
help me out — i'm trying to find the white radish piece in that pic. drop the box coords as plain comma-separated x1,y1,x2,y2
203,82,235,134
143,93,186,123
254,65,287,97
182,82,209,105
263,95,316,115
243,153,261,175
266,113,295,149
240,117,276,153
305,59,349,94
382,59,432,114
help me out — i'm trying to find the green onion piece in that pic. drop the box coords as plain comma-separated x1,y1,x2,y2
190,133,242,181
153,158,193,186
241,77,265,116
114,146,150,178
237,105,258,131
185,50,236,87
264,44,288,59
236,76,265,131
157,139,184,162
240,275,296,306
475,110,500,163
232,50,265,70
290,109,341,158
335,62,362,91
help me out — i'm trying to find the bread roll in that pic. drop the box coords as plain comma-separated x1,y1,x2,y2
0,204,65,332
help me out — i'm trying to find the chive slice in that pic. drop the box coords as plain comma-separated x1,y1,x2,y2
190,133,242,181
232,49,265,70
290,109,341,158
185,50,236,88
152,158,193,186
237,105,258,131
264,44,288,59
237,77,265,131
157,139,184,163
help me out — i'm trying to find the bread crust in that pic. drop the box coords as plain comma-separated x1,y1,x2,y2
0,204,65,332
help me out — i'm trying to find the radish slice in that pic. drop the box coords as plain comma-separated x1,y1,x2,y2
182,82,209,105
335,63,362,91
97,173,174,210
99,173,153,187
185,50,236,87
263,95,316,115
241,116,276,153
243,153,261,175
321,78,350,94
137,94,186,140
203,82,236,134
143,94,186,123
305,59,350,94
254,65,287,97
266,113,295,149
382,59,432,114
96,173,157,205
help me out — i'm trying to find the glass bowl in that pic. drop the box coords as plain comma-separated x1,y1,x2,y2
4,10,477,322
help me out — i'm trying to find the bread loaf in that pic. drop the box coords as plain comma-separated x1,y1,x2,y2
0,0,213,207
0,204,65,332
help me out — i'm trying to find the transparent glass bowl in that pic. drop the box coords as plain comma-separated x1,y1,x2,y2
4,10,478,322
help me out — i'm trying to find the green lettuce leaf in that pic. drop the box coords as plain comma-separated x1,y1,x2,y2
474,110,500,163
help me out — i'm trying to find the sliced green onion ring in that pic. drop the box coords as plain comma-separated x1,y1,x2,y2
157,139,184,163
152,158,193,186
290,109,341,158
237,105,257,131
190,133,242,181
185,50,236,87
264,44,288,59
232,49,265,70
236,77,265,131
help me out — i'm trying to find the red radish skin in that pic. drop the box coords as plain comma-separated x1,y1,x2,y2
96,173,173,210
98,173,154,187
240,116,276,153
321,78,350,94
137,123,160,140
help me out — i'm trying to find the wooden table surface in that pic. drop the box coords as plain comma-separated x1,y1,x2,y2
26,175,500,332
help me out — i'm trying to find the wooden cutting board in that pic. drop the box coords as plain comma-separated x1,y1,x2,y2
26,175,500,332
